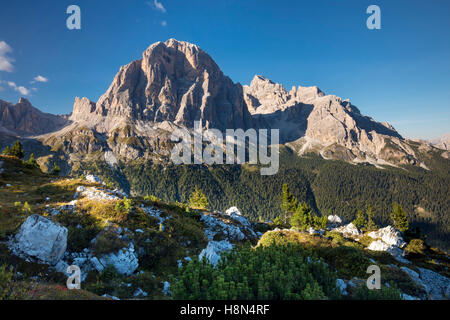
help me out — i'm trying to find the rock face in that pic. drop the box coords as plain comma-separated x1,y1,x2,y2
70,39,252,132
0,98,67,136
12,215,68,264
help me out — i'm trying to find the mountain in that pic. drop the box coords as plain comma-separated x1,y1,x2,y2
0,39,448,251
430,134,450,151
24,39,443,171
0,98,67,136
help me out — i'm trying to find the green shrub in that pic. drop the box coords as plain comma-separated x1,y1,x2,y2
171,243,339,300
115,197,133,215
404,239,425,255
92,230,128,256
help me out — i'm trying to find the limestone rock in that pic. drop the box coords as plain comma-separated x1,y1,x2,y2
332,223,360,237
198,240,234,266
368,226,406,248
97,244,139,276
12,215,68,265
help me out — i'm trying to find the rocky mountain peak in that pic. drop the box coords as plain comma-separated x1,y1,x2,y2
74,39,252,131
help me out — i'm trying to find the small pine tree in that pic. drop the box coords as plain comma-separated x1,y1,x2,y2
353,210,366,229
23,153,37,168
189,186,209,210
10,140,24,159
22,201,31,213
273,216,283,227
280,184,298,224
366,205,377,231
390,202,409,232
290,202,312,231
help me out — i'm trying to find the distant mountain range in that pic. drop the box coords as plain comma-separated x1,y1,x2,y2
0,39,448,171
429,134,450,151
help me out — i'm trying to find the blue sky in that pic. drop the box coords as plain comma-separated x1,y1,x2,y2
0,0,449,139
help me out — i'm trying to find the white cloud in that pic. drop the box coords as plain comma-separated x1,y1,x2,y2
6,81,31,96
33,75,48,83
150,0,166,13
0,41,14,72
161,20,167,27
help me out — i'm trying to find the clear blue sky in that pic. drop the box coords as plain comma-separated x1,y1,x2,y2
0,0,449,139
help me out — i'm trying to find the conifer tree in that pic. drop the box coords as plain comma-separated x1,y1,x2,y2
366,205,377,231
353,210,366,229
10,140,24,159
390,202,409,232
189,186,209,210
290,202,312,230
280,184,297,224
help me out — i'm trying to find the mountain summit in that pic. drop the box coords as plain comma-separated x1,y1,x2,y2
70,39,252,131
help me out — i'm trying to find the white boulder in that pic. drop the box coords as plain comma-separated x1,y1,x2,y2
97,244,139,275
368,226,406,248
327,215,342,227
225,207,251,227
332,223,359,236
86,174,102,183
368,240,391,252
12,215,68,265
199,240,234,266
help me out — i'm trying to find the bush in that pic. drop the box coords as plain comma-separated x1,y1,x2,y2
115,197,133,215
290,202,312,231
171,243,339,300
92,230,128,256
404,239,425,255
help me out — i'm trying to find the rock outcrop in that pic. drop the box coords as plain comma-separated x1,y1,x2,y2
11,215,68,265
368,226,406,248
198,240,234,266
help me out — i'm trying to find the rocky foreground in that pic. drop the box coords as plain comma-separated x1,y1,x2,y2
0,156,449,300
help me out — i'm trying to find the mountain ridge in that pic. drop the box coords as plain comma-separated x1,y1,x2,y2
0,39,448,171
